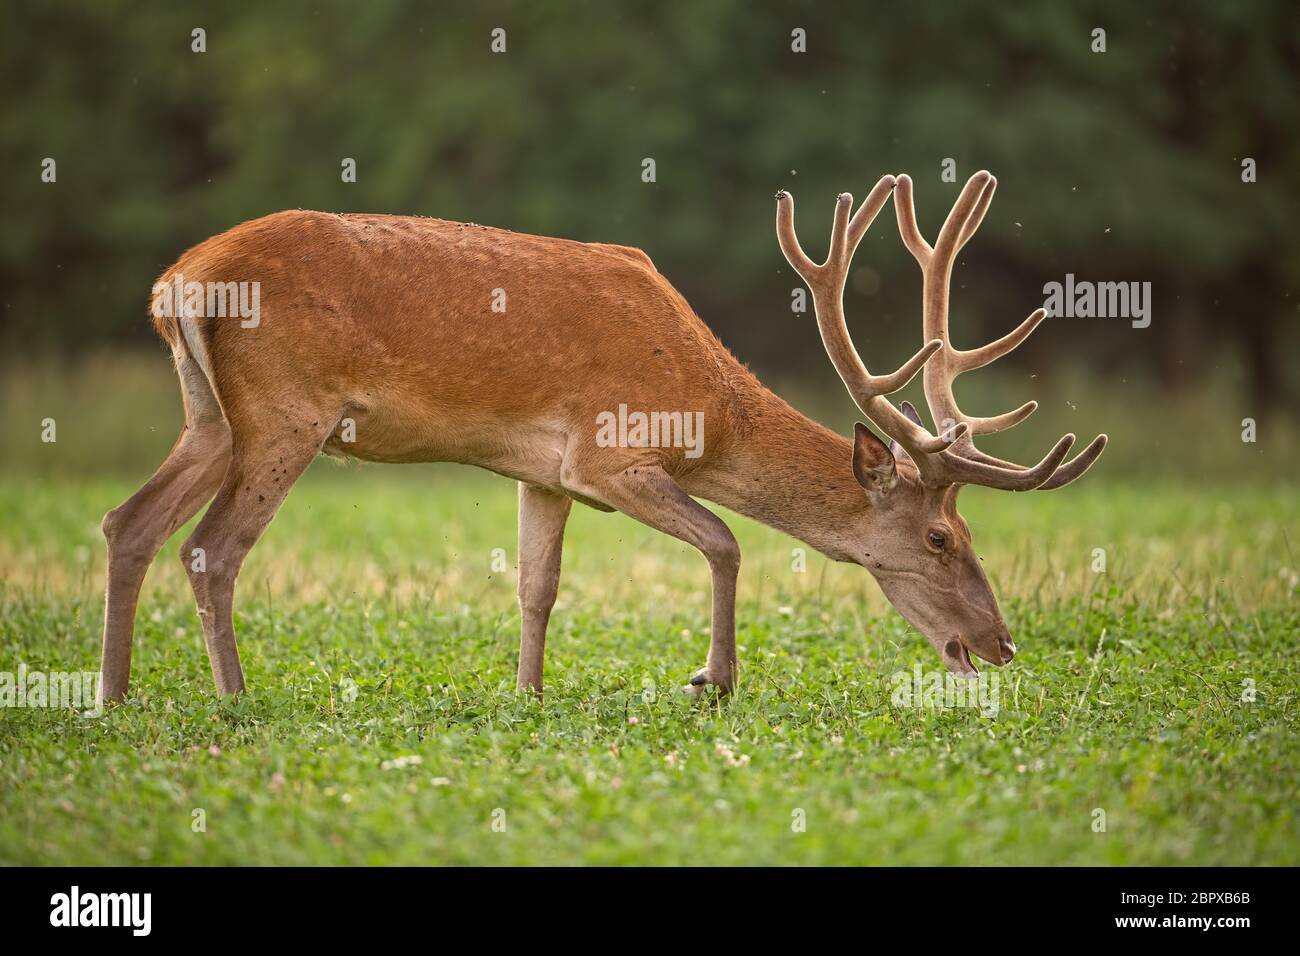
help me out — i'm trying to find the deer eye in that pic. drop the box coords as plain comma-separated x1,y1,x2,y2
926,531,947,552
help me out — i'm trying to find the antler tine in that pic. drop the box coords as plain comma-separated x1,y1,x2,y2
964,400,1038,436
824,189,855,273
935,433,1076,491
845,176,899,254
775,180,966,461
952,308,1047,374
1034,434,1108,489
893,170,1105,490
956,175,996,252
932,171,994,265
773,190,820,281
892,174,932,264
962,433,1110,491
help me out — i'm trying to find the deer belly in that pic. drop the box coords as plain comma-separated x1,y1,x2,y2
319,400,570,488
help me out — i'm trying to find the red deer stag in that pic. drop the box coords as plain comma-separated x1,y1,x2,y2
98,170,1105,702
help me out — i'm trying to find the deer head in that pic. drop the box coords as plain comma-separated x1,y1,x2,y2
775,172,1106,675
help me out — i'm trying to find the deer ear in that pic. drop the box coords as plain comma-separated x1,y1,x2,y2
852,422,898,494
889,401,924,462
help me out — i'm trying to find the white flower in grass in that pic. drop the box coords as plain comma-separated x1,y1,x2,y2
381,755,423,771
714,742,750,768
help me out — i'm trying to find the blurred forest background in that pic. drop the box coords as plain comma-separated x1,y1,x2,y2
1,0,1297,479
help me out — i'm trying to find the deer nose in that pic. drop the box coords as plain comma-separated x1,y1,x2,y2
998,636,1017,664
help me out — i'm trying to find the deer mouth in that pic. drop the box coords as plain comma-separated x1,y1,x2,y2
942,638,980,677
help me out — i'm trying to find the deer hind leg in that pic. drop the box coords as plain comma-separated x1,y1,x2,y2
180,417,332,696
516,483,572,695
99,356,231,702
563,462,740,695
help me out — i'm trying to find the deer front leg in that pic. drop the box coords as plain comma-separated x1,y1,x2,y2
516,483,572,695
564,463,740,695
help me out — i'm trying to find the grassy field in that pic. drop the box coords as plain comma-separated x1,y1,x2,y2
0,461,1296,865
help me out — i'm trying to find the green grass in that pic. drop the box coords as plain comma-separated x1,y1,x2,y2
0,467,1296,865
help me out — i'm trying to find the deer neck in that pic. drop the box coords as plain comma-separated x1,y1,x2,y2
689,389,869,562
